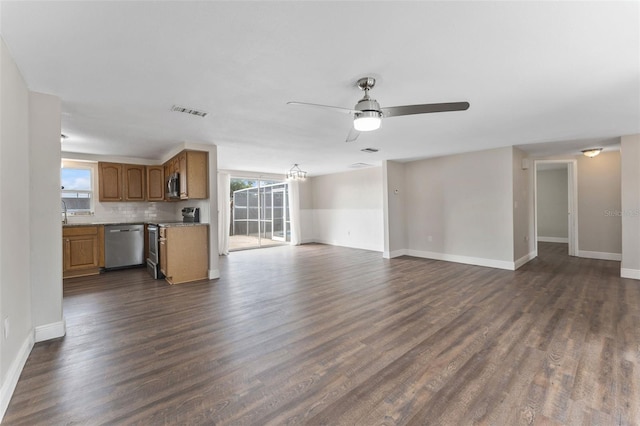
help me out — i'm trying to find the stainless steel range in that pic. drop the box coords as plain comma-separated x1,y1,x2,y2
146,224,164,279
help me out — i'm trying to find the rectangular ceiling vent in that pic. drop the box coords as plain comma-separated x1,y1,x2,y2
361,147,379,153
170,105,208,118
349,162,374,169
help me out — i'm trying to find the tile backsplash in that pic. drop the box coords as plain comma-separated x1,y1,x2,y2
67,201,181,224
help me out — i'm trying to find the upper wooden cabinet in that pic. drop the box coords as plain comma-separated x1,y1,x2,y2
99,150,208,203
98,162,123,201
179,150,208,200
123,164,146,201
146,166,165,201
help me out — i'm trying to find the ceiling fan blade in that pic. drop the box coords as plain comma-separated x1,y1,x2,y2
382,102,470,118
287,101,354,114
345,127,360,142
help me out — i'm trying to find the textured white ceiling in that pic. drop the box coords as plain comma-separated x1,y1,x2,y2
1,1,638,176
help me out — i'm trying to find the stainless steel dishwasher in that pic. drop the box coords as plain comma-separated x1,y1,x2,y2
104,224,144,269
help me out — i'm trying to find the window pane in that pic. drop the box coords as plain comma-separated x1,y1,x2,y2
62,192,92,210
61,168,91,190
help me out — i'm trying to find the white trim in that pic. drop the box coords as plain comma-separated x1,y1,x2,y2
538,236,569,243
514,251,537,269
300,238,317,245
34,319,66,343
383,249,407,259
404,249,516,270
577,250,622,261
621,268,640,280
0,333,34,421
208,269,220,280
313,238,383,253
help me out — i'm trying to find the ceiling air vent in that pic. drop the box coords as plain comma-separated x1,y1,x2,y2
361,148,379,153
170,105,209,118
349,162,374,169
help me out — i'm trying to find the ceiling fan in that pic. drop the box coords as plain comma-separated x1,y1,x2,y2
288,77,470,142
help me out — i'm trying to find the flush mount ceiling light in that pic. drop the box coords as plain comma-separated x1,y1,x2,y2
582,148,603,158
286,164,307,181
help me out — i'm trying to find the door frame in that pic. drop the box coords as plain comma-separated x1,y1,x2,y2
533,159,579,256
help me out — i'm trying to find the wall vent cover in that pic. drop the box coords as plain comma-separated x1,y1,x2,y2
170,105,209,117
349,162,374,168
361,147,379,153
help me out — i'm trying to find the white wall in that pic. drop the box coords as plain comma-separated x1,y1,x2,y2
621,134,640,279
310,167,384,252
577,151,622,257
298,179,314,244
0,37,35,419
536,168,569,240
382,160,406,258
512,147,534,264
29,92,65,341
403,147,515,269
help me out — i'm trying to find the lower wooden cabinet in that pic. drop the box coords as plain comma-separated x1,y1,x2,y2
63,226,104,278
159,225,208,284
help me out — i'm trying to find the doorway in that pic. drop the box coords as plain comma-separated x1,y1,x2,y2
534,160,578,256
229,178,290,251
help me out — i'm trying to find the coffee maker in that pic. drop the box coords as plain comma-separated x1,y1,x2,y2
181,207,200,223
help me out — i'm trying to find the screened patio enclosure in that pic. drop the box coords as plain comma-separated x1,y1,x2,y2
230,181,290,251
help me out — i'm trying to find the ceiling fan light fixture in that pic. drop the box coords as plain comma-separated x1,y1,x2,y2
582,148,602,158
353,111,382,132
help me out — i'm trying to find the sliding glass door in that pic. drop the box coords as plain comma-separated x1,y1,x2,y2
229,178,290,251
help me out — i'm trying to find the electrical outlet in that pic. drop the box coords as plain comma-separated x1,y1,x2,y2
3,317,9,340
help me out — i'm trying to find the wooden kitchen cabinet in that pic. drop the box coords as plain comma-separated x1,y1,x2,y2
98,162,123,201
124,164,146,201
63,225,104,278
159,225,208,284
180,150,208,199
146,166,165,201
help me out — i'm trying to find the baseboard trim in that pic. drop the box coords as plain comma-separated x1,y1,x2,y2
538,236,569,243
0,333,34,421
313,239,383,253
383,249,407,259
514,251,537,270
34,319,66,343
404,249,515,271
208,269,220,280
578,250,622,261
621,268,640,280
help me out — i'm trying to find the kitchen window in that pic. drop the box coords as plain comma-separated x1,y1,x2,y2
61,166,94,214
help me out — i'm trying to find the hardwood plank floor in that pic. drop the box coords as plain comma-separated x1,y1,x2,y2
4,243,639,425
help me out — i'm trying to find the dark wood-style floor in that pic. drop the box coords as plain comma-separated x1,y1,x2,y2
4,243,639,425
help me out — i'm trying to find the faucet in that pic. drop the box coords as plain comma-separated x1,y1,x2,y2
61,199,68,225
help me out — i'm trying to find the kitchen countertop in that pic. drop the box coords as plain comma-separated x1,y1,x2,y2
62,221,208,228
156,222,208,228
63,221,145,227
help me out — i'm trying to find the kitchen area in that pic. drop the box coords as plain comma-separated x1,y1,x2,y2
62,147,217,285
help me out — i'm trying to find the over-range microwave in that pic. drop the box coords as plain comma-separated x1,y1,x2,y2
167,172,180,198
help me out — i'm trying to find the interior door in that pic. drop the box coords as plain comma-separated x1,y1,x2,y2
272,188,286,241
